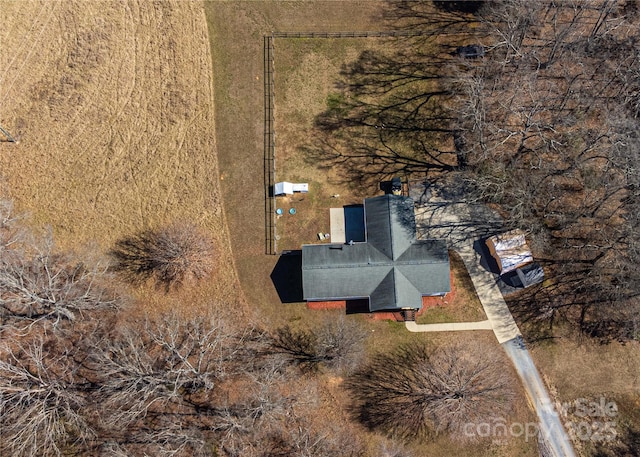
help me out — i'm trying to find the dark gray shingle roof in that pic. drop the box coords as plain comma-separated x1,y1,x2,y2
302,195,450,312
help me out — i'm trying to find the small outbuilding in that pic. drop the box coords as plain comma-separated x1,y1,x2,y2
486,229,533,273
274,182,309,196
487,229,545,289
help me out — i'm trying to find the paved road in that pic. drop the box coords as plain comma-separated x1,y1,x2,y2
503,337,577,457
413,196,576,457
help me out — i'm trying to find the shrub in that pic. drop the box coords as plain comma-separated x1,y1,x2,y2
110,223,214,289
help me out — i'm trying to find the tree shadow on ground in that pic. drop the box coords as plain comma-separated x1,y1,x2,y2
433,1,484,14
380,0,486,38
304,80,456,192
301,1,489,193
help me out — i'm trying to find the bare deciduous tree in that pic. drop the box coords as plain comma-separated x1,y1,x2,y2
88,313,232,429
0,337,94,457
1,197,120,332
0,237,120,330
0,198,26,253
346,342,513,439
110,222,215,289
268,317,367,373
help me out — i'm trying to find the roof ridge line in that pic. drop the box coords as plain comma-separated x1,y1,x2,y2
386,195,395,260
366,242,393,262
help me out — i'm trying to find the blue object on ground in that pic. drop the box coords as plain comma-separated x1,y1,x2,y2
289,208,296,215
276,208,283,215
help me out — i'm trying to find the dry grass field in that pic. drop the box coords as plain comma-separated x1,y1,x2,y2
1,1,635,455
0,0,241,316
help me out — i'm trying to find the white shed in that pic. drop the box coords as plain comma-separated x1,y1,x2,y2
274,182,294,195
274,182,309,196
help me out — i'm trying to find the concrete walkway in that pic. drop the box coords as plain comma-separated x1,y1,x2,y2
405,319,493,332
456,244,521,343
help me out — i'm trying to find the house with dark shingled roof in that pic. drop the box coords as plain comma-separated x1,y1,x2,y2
302,194,450,312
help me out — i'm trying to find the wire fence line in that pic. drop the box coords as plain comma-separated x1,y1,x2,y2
271,30,429,38
264,35,277,255
263,30,426,254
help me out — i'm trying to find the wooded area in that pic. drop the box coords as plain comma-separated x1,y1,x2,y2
310,0,640,340
1,196,519,456
0,200,376,456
